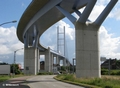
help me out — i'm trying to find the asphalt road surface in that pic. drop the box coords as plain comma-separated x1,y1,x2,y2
0,75,84,88
0,76,31,88
27,75,84,88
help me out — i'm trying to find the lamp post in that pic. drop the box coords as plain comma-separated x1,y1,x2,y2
13,48,24,76
0,20,17,26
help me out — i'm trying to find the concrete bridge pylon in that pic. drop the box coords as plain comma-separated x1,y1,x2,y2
56,0,118,78
24,47,40,75
75,22,100,78
17,0,118,78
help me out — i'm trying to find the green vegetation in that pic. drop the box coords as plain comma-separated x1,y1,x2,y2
10,64,22,74
55,74,120,88
116,60,120,69
101,69,120,75
0,74,25,83
0,62,8,65
37,72,53,75
0,62,23,75
0,75,10,82
58,66,75,74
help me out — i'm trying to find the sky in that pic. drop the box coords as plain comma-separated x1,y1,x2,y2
0,0,120,68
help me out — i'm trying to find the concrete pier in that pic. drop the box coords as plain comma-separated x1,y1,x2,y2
24,47,40,75
75,22,101,78
45,47,53,72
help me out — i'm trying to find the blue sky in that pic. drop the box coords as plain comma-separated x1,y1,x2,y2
0,0,31,28
0,0,120,67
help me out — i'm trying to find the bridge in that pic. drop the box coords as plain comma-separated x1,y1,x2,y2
17,0,118,78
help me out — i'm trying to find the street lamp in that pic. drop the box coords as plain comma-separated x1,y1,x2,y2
13,48,24,76
0,20,17,26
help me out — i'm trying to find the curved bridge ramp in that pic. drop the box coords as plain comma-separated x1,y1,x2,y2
17,0,118,77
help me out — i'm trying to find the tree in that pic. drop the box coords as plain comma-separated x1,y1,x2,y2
0,62,8,65
116,60,120,69
61,66,66,71
10,64,21,74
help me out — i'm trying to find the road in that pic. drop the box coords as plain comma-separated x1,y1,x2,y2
27,75,84,88
0,75,84,88
0,76,31,88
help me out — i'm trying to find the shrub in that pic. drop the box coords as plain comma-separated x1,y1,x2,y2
63,74,75,81
110,70,120,75
101,69,109,75
101,69,120,75
37,72,53,75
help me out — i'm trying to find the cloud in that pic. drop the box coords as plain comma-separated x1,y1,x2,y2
96,0,120,20
40,20,75,62
0,0,119,65
0,26,24,55
73,4,105,22
40,17,120,62
0,61,3,63
74,0,120,22
110,8,120,20
88,5,105,22
99,26,120,59
96,0,110,5
57,21,75,40
72,0,120,59
21,3,26,8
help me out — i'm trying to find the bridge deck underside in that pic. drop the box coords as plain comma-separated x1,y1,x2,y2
17,0,88,49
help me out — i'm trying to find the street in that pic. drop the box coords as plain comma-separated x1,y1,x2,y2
27,75,84,88
0,75,84,88
0,76,31,88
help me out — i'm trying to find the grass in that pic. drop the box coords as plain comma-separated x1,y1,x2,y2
0,75,10,82
55,74,120,88
0,74,25,83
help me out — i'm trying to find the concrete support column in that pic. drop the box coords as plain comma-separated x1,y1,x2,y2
50,53,54,72
75,22,101,78
24,47,38,75
45,47,51,72
56,56,59,65
36,49,40,73
24,32,29,48
63,58,66,66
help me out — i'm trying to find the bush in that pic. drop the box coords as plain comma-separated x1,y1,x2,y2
62,74,75,81
10,64,21,74
110,70,117,75
37,72,53,75
101,69,120,75
110,70,120,75
117,71,120,75
101,69,109,75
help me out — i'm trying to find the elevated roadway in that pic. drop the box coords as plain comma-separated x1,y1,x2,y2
17,0,118,77
17,0,89,75
17,0,88,50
